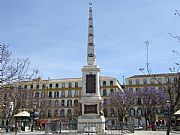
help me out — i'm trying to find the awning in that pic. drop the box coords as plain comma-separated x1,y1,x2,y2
14,111,30,117
174,110,180,115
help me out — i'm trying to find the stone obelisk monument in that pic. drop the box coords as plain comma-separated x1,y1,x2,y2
78,2,105,133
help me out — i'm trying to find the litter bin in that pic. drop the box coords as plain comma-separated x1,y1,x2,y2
127,123,134,133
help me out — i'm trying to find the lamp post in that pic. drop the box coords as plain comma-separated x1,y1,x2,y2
166,100,171,132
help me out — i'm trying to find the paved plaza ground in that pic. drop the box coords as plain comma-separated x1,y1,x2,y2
0,129,180,135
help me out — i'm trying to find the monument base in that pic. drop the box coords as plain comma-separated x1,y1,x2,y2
78,115,105,133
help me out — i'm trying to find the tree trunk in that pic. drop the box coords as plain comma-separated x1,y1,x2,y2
166,114,172,135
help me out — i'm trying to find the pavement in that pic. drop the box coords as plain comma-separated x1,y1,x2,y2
0,130,180,135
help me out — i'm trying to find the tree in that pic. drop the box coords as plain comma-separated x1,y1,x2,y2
137,87,168,130
140,41,180,135
104,90,135,123
0,44,39,131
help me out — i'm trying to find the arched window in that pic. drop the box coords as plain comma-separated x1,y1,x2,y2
137,108,143,117
67,109,72,118
110,81,113,86
60,109,65,118
130,109,135,117
110,89,114,95
103,89,107,96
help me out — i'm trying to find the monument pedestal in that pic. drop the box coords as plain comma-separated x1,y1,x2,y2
78,115,105,133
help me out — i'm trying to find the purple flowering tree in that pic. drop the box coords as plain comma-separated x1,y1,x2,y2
137,87,168,130
104,89,135,122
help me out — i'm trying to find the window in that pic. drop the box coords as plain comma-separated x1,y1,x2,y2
60,109,65,117
103,89,107,96
89,25,93,28
150,78,154,84
54,100,59,107
88,43,93,46
67,109,72,118
61,100,65,106
74,99,78,106
159,87,162,90
143,79,147,84
61,91,65,97
158,78,162,83
174,77,177,82
88,53,94,57
68,90,72,97
74,90,78,97
129,88,133,92
30,84,33,89
136,79,139,85
137,97,142,105
135,88,140,92
42,84,46,89
110,89,114,95
62,83,65,88
68,83,72,88
89,17,93,20
75,82,78,87
103,81,106,86
128,79,132,85
49,91,52,98
54,109,58,117
35,92,39,98
166,78,171,83
55,83,59,88
89,33,93,36
110,81,113,86
67,99,72,107
49,84,53,88
36,84,39,89
48,110,52,118
41,92,46,98
24,85,27,89
54,91,59,98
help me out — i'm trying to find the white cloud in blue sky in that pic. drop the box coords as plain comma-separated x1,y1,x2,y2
0,0,180,83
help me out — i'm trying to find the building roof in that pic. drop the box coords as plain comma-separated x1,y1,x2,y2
127,73,178,79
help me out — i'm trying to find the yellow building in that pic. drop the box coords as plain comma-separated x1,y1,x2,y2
8,76,121,124
125,73,179,125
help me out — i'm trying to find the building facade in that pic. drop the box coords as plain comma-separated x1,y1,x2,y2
125,73,179,126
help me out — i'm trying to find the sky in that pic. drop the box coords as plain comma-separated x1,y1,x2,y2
0,0,180,83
